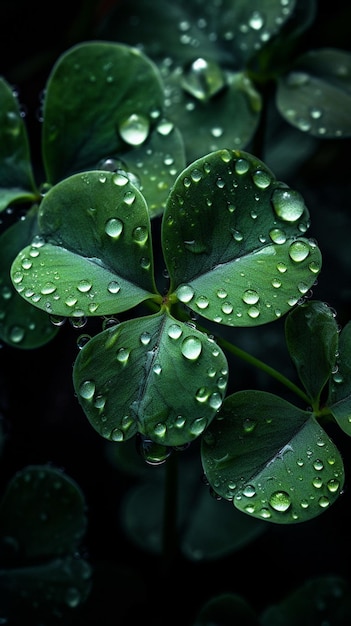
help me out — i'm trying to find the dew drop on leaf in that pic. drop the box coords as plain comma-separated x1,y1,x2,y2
272,188,306,222
105,217,124,238
181,336,202,360
181,57,225,101
176,284,195,303
119,113,150,145
79,380,95,400
269,490,292,512
288,240,310,262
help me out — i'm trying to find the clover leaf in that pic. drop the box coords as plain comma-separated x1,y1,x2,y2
163,149,322,326
201,390,345,523
73,310,228,447
0,77,38,211
10,170,159,318
42,41,186,216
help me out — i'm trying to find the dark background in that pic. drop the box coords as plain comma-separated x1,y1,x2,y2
1,1,351,624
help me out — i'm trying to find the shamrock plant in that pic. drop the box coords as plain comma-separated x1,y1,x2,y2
1,1,351,552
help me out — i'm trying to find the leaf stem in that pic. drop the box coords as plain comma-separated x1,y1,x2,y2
216,333,311,405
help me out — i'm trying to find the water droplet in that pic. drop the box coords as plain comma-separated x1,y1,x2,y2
119,113,150,145
168,323,183,340
77,334,91,349
107,281,121,294
289,240,310,262
195,295,209,309
116,347,130,363
187,416,206,436
216,288,227,299
9,325,25,343
181,57,225,101
221,301,233,314
77,279,92,293
327,478,340,493
243,484,256,498
177,284,195,303
252,169,271,189
105,218,123,238
209,392,223,409
140,331,152,345
195,387,210,402
112,172,129,186
111,428,124,442
79,380,95,400
156,118,174,135
123,190,136,205
272,188,306,222
153,363,162,375
181,336,202,360
132,226,148,245
242,289,260,305
249,10,264,30
269,490,291,512
312,476,323,489
235,158,249,174
269,228,287,244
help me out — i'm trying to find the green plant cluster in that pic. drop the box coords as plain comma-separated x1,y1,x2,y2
1,0,351,623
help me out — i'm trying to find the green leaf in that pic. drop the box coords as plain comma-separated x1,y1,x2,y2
328,321,351,435
163,149,322,327
201,390,344,523
121,453,266,561
0,77,38,210
194,593,259,626
73,310,228,447
0,556,92,622
98,0,297,68
261,576,351,626
0,206,59,348
11,171,158,318
42,41,166,184
0,465,88,561
285,300,339,405
162,69,262,162
276,48,351,137
102,119,186,218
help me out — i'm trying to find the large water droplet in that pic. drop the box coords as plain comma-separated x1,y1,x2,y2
79,380,95,400
269,490,291,512
119,113,150,146
181,57,225,101
242,289,260,305
181,336,202,360
177,284,195,303
105,218,123,238
289,240,310,262
272,188,306,222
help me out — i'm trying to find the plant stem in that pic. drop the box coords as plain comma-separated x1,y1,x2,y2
216,333,311,405
162,450,179,566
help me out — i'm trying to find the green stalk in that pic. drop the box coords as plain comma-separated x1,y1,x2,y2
216,333,311,406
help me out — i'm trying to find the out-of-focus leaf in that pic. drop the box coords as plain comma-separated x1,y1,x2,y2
0,205,59,348
0,77,38,210
276,48,351,138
